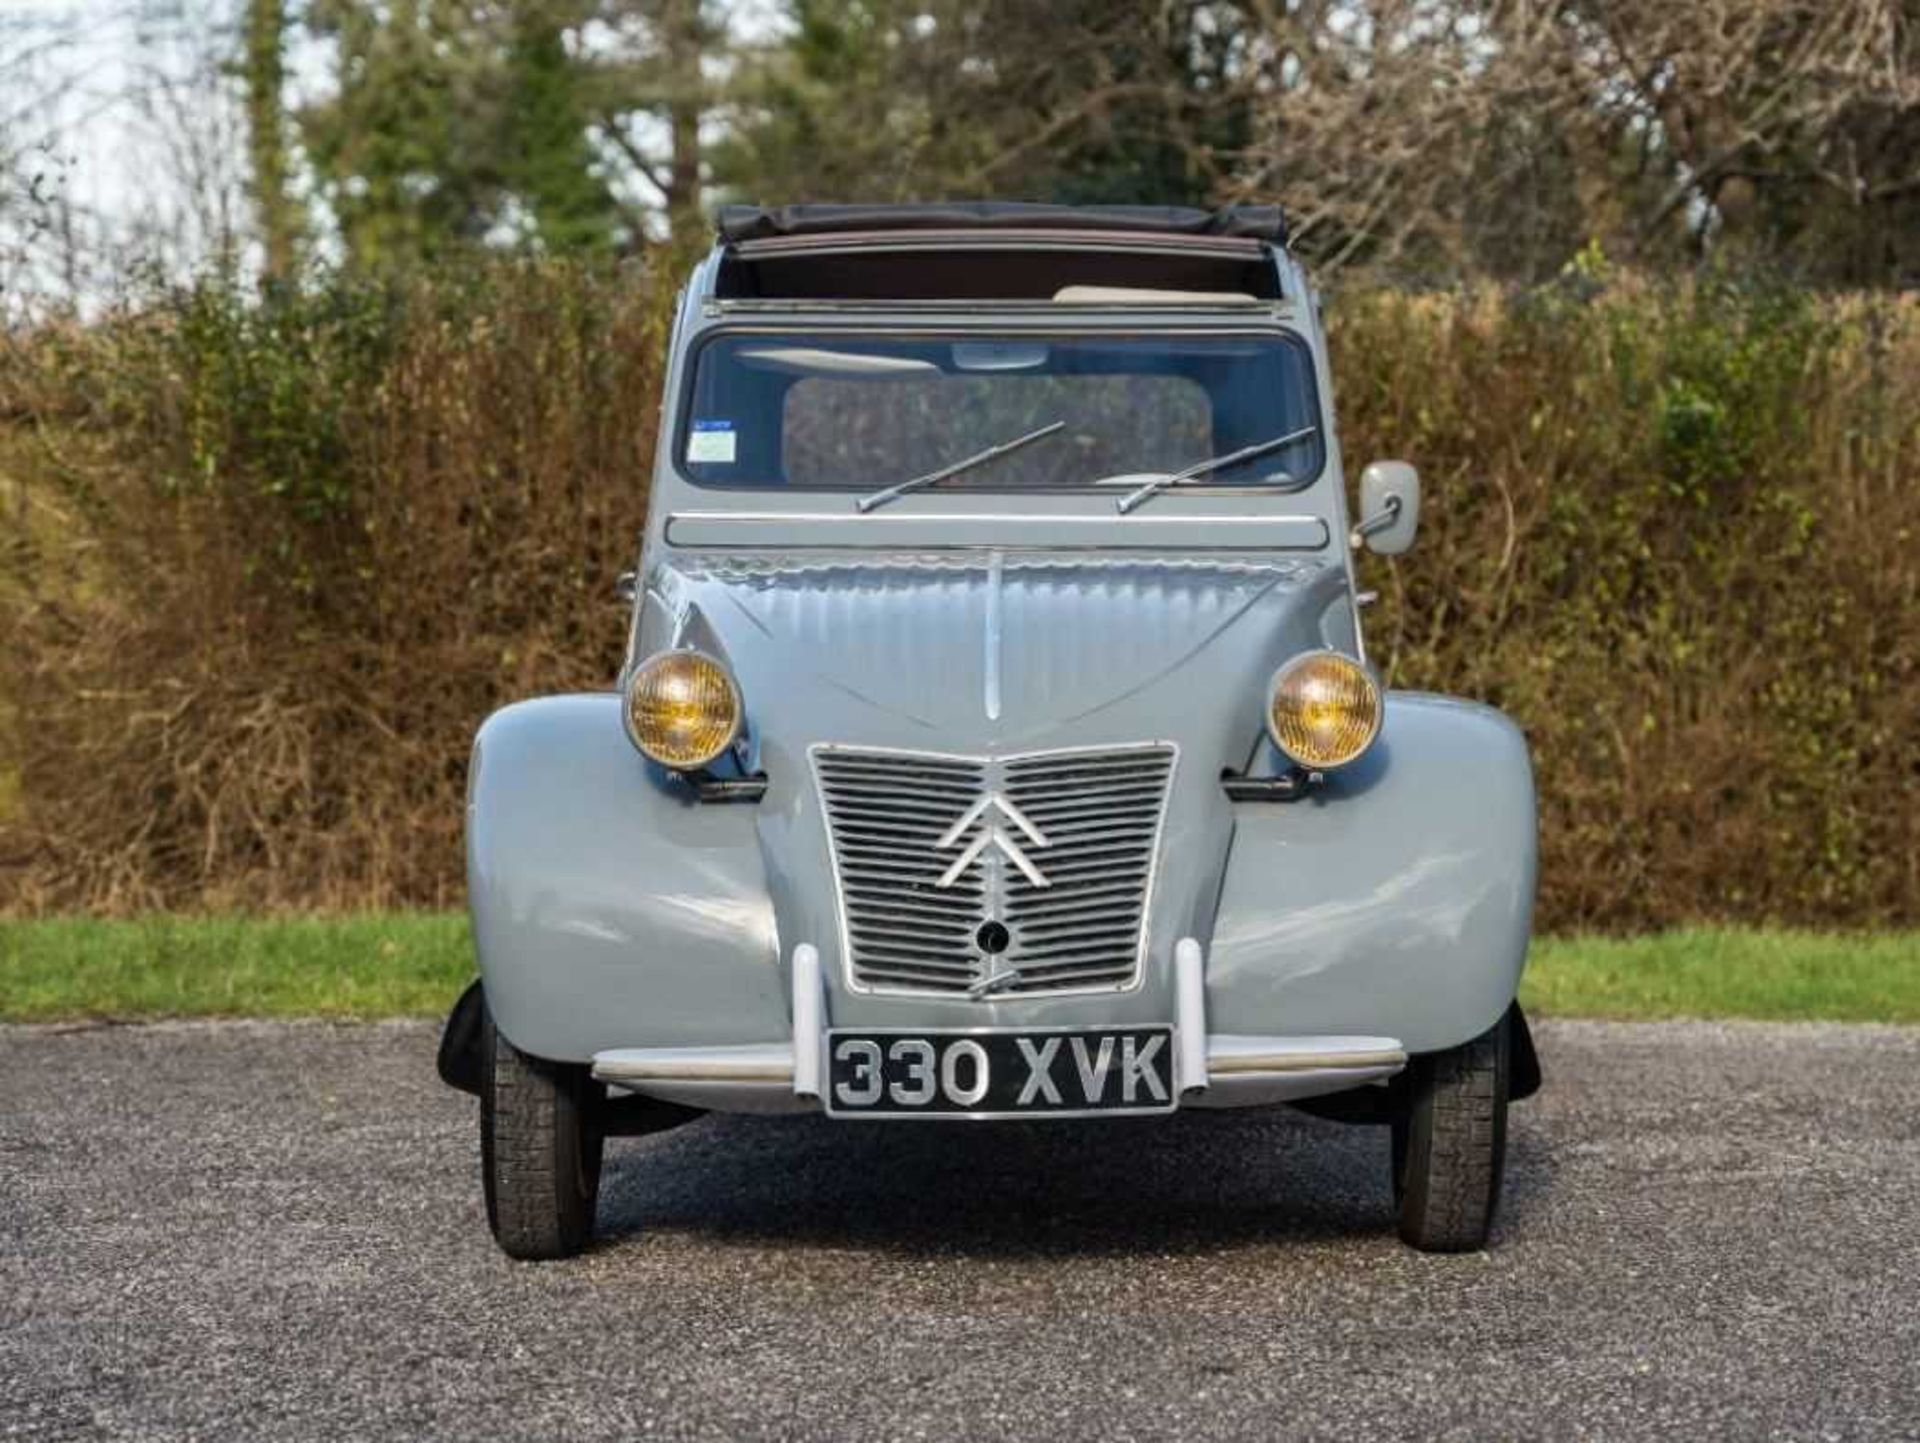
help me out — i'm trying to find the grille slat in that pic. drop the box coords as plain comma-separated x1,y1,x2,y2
1013,920,1143,942
1010,823,1161,849
815,744,1174,998
849,918,976,942
840,868,979,891
854,949,979,971
821,787,979,810
1018,799,1164,822
1018,851,1155,872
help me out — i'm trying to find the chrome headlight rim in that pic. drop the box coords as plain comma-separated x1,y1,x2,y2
623,647,744,771
1264,648,1383,771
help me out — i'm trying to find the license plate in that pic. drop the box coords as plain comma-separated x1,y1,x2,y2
824,1026,1176,1119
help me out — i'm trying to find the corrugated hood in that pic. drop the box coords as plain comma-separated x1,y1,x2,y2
643,552,1342,752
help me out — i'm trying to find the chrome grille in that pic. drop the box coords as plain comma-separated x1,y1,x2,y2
814,744,1176,997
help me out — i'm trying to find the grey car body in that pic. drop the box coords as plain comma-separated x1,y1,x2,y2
445,203,1538,1257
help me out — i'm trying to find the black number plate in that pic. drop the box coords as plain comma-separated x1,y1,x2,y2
825,1027,1176,1119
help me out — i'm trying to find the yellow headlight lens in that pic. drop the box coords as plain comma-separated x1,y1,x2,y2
624,650,742,769
1266,651,1382,770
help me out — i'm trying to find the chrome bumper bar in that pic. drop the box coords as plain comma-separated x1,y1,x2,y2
590,938,1407,1115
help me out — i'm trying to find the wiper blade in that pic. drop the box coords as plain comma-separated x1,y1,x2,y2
856,420,1066,513
1115,424,1320,514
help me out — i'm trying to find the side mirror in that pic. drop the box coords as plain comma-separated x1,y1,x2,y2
1352,461,1420,556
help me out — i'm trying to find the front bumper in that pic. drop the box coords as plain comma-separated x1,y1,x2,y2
590,940,1407,1117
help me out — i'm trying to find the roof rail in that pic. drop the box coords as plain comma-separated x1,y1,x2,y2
715,202,1287,246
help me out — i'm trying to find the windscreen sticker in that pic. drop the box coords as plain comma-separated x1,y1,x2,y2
688,420,737,464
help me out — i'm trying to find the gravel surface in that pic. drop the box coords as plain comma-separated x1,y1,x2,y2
2,1019,1917,1440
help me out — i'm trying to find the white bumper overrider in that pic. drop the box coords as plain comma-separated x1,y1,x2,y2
590,939,1407,1114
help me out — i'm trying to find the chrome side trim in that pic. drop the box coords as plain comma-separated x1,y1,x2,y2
592,1043,811,1115
1184,1067,1402,1110
594,1043,795,1083
1186,1033,1407,1110
1206,1035,1406,1074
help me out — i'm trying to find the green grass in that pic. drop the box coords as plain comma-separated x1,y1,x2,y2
0,915,1915,1024
0,913,472,1021
1521,928,1920,1023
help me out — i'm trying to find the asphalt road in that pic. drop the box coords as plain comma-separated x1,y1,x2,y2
3,1020,1917,1441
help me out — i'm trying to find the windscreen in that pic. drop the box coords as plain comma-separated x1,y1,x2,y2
677,332,1324,492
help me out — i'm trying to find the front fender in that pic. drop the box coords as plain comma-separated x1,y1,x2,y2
1208,693,1537,1055
467,694,786,1062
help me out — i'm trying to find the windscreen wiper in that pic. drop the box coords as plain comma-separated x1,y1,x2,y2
856,420,1067,513
1114,424,1320,514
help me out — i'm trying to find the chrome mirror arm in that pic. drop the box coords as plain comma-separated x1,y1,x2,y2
1348,495,1402,549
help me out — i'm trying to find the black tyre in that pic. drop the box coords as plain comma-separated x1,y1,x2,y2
1391,1012,1509,1253
481,1008,604,1260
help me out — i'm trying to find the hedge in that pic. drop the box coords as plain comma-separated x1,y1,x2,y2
2,258,1915,927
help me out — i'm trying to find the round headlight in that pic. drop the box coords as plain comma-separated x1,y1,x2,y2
624,650,742,769
1266,651,1382,770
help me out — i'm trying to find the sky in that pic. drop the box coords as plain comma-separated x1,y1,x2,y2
2,0,272,301
2,0,782,306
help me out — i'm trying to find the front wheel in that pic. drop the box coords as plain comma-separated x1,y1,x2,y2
481,1008,604,1260
1391,1012,1509,1253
